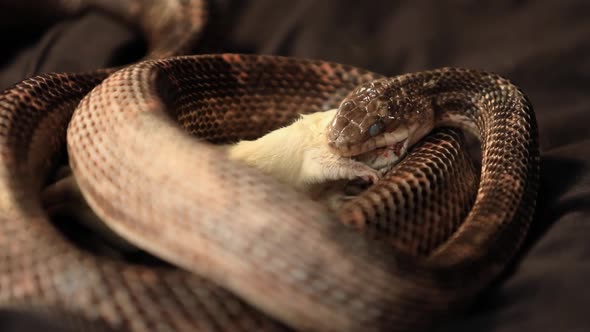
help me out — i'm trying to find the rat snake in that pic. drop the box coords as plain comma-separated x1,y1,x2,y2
0,0,539,331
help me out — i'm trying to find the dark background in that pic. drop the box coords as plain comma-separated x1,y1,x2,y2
1,0,589,331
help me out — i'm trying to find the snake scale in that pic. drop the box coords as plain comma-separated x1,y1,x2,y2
0,0,540,331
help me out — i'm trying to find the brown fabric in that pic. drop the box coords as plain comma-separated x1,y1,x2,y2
1,0,588,331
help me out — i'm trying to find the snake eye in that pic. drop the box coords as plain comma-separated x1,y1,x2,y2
368,120,385,137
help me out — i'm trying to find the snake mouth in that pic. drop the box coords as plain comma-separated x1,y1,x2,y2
385,139,407,157
352,138,408,167
367,140,406,157
331,128,409,158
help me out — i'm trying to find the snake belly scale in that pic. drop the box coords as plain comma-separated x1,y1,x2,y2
0,0,539,331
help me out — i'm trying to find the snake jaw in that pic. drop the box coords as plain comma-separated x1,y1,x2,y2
386,138,408,158
350,132,410,170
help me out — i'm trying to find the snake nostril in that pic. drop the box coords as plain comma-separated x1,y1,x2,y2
337,134,353,146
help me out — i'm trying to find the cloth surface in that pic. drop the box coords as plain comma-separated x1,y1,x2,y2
1,0,589,331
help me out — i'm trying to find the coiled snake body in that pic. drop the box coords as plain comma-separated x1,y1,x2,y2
0,0,540,331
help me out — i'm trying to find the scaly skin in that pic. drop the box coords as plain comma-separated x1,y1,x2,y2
66,55,536,332
0,0,538,331
330,67,540,267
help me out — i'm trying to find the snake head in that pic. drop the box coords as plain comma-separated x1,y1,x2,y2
327,78,436,168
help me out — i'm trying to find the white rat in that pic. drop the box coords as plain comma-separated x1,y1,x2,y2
227,109,386,192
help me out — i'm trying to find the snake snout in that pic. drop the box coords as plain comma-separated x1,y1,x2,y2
328,136,357,156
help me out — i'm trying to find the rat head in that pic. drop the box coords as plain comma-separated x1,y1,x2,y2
327,77,436,168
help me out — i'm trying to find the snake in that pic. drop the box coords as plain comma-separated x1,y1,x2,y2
0,0,540,331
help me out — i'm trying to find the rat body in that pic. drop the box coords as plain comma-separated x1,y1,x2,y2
227,109,382,192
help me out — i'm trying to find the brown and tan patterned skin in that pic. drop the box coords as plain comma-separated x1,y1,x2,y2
338,128,480,257
333,69,540,264
0,1,539,332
